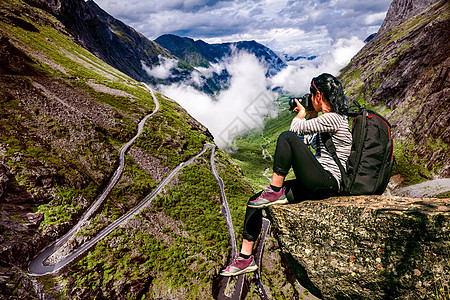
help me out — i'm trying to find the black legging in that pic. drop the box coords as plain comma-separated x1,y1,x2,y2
242,131,339,242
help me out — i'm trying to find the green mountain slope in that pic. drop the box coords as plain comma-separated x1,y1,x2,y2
231,108,294,192
339,0,449,183
23,0,187,85
155,34,213,68
0,0,305,298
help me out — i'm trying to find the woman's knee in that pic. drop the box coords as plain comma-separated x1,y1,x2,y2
277,131,306,150
278,130,297,142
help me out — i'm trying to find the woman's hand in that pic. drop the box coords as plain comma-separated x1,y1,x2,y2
293,99,307,119
294,99,318,119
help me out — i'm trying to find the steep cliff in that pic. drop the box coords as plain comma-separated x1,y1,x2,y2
23,0,188,84
339,0,449,179
268,196,449,299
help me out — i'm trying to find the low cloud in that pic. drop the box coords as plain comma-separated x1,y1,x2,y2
271,36,364,95
331,37,365,66
365,12,387,25
142,55,178,79
157,49,277,148
195,62,226,79
149,37,365,149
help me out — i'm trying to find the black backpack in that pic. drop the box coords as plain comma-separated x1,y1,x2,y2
322,102,395,195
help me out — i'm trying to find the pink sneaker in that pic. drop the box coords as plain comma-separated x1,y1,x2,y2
247,186,287,208
220,254,258,276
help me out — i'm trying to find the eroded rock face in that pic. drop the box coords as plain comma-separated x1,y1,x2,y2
24,0,176,85
268,196,450,299
339,0,450,177
378,0,440,35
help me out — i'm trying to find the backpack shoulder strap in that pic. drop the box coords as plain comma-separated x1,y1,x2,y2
347,101,363,117
321,132,346,188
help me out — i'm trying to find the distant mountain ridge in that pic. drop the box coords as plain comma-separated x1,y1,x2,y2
23,0,287,93
281,54,318,62
155,34,287,76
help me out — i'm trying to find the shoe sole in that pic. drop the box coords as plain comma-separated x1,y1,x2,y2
220,264,258,277
247,198,288,208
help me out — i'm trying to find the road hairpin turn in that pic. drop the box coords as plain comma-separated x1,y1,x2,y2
28,85,269,300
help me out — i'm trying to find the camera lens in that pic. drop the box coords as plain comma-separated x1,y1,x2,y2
289,94,314,111
288,97,297,111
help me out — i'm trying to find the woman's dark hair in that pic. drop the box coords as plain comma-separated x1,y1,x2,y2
310,73,348,115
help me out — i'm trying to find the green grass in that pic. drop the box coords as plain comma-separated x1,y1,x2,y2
230,109,301,191
37,183,97,229
0,87,104,222
134,93,209,168
391,141,435,187
75,155,158,237
1,1,297,298
66,148,252,298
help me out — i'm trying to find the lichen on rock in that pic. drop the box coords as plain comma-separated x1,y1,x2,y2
268,196,450,299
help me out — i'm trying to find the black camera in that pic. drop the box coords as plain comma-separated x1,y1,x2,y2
289,93,314,111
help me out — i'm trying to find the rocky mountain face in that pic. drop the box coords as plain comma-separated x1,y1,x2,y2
155,34,287,76
0,0,305,298
339,0,449,179
378,0,440,34
23,0,189,85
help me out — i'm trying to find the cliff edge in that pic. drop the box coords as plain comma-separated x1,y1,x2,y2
268,196,449,299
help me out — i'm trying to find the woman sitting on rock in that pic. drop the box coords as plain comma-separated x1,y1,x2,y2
220,73,352,276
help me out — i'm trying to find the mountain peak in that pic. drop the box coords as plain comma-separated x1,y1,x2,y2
155,34,287,75
378,0,442,35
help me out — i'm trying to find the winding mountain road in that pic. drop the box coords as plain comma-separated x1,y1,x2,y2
29,84,160,275
28,84,269,300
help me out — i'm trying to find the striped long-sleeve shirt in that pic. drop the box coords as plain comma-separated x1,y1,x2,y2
290,112,352,188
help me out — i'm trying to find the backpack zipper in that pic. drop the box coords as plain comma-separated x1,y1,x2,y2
369,113,394,161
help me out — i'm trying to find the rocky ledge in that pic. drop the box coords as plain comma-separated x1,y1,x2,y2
268,196,449,299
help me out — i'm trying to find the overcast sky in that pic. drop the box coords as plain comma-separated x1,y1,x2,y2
92,0,392,57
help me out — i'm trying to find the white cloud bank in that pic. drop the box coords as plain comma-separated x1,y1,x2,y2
141,55,178,79
145,37,365,149
95,0,391,58
271,36,365,94
156,50,278,148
